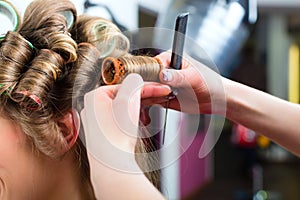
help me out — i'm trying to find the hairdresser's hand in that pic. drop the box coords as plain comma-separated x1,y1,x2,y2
81,73,144,197
80,74,166,200
143,52,226,115
81,74,144,158
81,73,170,166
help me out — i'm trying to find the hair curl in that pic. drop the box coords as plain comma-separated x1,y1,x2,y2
70,14,130,58
0,0,162,197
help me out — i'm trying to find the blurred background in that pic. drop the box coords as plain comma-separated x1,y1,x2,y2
3,0,300,199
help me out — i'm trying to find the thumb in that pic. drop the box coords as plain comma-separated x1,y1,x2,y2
112,73,144,137
160,68,189,88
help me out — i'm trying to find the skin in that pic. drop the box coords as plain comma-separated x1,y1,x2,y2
154,52,300,156
0,112,84,200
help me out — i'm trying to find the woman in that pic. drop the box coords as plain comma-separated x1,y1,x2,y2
0,0,167,199
0,0,97,198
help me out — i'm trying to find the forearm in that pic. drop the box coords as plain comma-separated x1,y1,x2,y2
224,78,300,156
89,155,165,200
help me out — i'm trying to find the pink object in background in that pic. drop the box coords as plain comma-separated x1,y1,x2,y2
180,131,213,198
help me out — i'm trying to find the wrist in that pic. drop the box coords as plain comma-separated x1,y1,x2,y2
222,77,245,121
222,77,236,119
204,76,228,116
222,77,262,125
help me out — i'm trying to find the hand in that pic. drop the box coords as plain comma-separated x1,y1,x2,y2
81,74,144,168
80,73,171,170
80,74,167,199
143,51,226,115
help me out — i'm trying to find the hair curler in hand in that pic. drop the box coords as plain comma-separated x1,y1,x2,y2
101,55,162,85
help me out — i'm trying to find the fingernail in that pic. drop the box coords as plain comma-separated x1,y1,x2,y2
162,70,173,82
161,85,171,91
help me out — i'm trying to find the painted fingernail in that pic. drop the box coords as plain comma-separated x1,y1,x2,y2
162,70,173,82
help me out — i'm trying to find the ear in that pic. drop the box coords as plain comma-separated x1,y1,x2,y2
57,109,80,152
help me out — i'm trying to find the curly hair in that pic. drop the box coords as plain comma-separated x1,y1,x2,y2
0,0,162,197
0,1,96,198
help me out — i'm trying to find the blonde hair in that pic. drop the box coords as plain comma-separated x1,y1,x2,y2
70,14,129,58
0,0,96,199
0,0,162,197
0,0,78,157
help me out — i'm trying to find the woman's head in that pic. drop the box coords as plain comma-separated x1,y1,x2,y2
0,0,98,199
0,0,160,198
0,0,80,158
0,111,92,200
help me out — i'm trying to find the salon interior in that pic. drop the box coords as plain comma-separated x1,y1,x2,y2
3,0,300,199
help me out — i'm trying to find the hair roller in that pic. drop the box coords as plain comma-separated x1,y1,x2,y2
0,0,20,40
60,10,75,30
70,15,129,58
0,31,33,93
101,55,162,85
12,49,65,110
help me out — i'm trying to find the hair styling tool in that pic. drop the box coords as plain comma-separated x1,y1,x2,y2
162,12,188,144
0,0,20,40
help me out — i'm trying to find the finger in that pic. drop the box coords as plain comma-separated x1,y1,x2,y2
155,51,172,67
159,68,191,88
142,83,171,99
140,105,151,126
142,97,180,109
84,84,120,102
142,97,169,106
156,51,191,69
114,73,143,102
83,82,137,152
81,92,139,171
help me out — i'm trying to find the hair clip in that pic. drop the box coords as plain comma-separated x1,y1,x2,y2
0,84,41,110
21,36,34,50
0,83,4,94
16,90,42,111
0,83,8,95
26,39,34,50
2,31,35,52
0,1,20,41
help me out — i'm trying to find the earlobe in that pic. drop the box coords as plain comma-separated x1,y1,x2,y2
58,109,80,151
